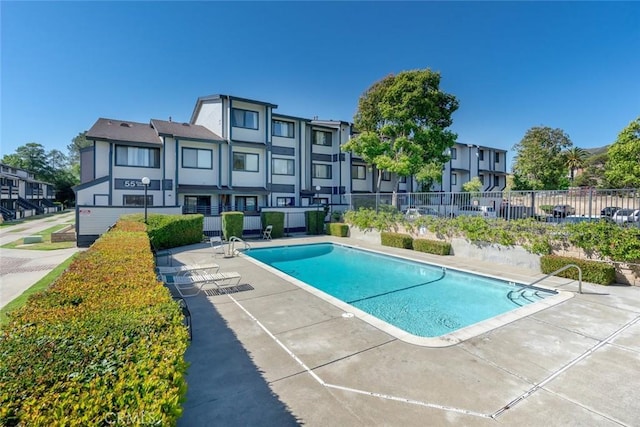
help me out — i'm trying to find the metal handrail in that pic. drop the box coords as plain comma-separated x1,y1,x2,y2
527,263,583,294
228,236,251,256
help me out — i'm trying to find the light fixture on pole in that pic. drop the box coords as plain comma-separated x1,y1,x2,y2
141,176,150,224
315,185,321,235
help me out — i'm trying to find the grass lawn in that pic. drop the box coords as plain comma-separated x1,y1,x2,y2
0,253,78,327
0,210,71,228
1,224,76,250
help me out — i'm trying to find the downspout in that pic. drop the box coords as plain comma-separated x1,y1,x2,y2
175,139,179,208
108,144,113,205
266,106,270,208
298,121,302,204
162,136,166,207
228,96,233,189
338,125,342,203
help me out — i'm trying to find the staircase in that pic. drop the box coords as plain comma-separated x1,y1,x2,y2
17,197,44,214
41,198,57,208
0,206,15,221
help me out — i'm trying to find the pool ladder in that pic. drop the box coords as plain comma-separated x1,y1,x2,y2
227,236,251,257
509,264,583,303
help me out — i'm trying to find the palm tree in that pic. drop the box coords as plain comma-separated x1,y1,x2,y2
564,147,588,181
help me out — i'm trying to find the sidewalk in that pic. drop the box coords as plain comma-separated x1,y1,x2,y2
0,211,81,309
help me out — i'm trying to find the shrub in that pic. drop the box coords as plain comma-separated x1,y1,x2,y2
305,210,325,235
381,232,413,249
222,211,244,240
326,223,349,237
121,213,203,249
413,239,451,255
261,211,285,238
0,221,188,425
540,255,616,285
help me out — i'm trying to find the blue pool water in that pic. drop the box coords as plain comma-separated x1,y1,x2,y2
245,243,556,338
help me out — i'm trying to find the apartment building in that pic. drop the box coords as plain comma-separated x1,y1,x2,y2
75,93,506,244
0,163,57,220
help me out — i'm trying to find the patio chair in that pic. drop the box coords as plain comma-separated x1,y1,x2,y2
262,225,273,240
210,236,227,258
156,261,220,275
161,266,242,298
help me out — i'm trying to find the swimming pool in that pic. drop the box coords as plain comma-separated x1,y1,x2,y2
244,243,571,346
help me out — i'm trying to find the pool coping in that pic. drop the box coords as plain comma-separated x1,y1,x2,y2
240,241,574,347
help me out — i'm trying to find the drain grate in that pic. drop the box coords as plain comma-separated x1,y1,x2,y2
205,283,254,296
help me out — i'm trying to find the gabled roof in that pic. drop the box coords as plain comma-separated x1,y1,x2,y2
86,118,162,145
150,119,224,142
190,94,278,124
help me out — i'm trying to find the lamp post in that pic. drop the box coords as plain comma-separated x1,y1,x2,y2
141,176,150,224
315,185,321,235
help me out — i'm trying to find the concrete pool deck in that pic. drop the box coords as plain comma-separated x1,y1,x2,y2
170,235,640,426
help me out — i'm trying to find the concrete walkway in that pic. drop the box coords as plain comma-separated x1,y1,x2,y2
0,211,80,309
166,236,640,426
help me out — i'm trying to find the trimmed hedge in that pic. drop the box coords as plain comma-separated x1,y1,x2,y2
0,220,188,426
261,211,285,238
222,211,244,240
540,255,616,285
326,223,349,237
305,210,325,235
121,213,203,250
413,238,451,255
381,232,413,249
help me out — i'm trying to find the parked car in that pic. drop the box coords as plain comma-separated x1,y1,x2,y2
561,215,613,224
404,207,439,221
612,209,640,225
552,205,576,218
600,206,621,217
456,205,497,218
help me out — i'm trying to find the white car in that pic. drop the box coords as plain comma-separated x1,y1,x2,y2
456,205,497,218
612,209,640,224
404,207,439,221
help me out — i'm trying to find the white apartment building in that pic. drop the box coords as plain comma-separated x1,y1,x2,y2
75,93,506,245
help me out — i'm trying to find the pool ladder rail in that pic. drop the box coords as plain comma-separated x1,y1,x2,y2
227,236,251,257
508,264,583,306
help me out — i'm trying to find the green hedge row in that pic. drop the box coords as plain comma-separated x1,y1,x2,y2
261,211,285,238
381,232,413,249
413,238,452,255
0,220,189,426
122,213,204,250
222,211,244,240
306,211,325,235
326,223,349,237
540,255,616,285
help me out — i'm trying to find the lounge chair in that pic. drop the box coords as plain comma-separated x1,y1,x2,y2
262,225,273,240
210,236,227,258
156,261,220,275
161,266,242,297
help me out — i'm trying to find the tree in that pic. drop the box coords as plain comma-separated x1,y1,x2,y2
511,126,573,190
462,176,482,193
564,147,587,182
341,69,458,203
574,152,608,188
1,142,49,175
605,117,640,188
67,131,91,165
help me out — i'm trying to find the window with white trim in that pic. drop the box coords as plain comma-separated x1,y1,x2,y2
182,147,212,169
276,197,295,207
450,148,457,159
232,108,259,129
123,195,153,206
233,152,259,172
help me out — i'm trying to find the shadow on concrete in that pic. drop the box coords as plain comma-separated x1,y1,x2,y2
177,294,301,426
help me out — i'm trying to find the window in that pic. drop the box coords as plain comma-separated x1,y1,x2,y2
479,149,484,161
276,197,295,207
450,147,457,159
184,195,211,215
123,195,153,206
352,165,366,180
381,171,391,181
495,152,500,163
479,176,484,185
115,145,160,167
235,196,257,212
495,175,500,187
272,158,294,175
399,176,407,183
451,174,457,185
233,152,259,172
232,108,258,129
182,147,212,169
312,163,332,179
313,130,332,146
272,120,294,138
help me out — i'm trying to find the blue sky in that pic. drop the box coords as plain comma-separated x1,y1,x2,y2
2,1,639,170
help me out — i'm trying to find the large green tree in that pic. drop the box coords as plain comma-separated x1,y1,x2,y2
604,117,640,188
512,126,573,190
341,69,458,200
67,131,91,165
